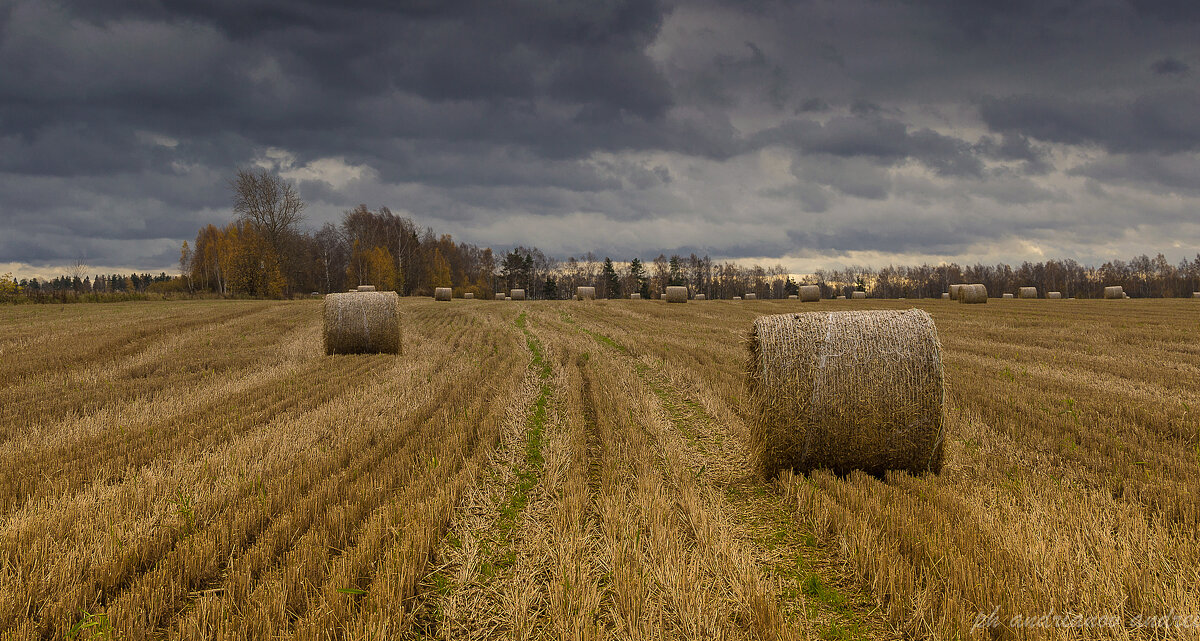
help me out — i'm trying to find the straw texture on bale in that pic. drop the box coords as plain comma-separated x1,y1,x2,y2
630,293,641,299
960,284,987,304
948,284,963,299
851,291,866,300
434,287,452,301
464,292,474,299
1047,291,1061,299
510,289,526,300
746,309,944,478
576,286,596,300
1018,287,1037,299
664,286,688,303
941,292,950,299
799,285,820,302
495,292,506,300
788,295,799,299
357,285,376,292
322,291,401,355
1002,293,1014,299
745,293,758,300
1104,286,1124,299
694,294,705,300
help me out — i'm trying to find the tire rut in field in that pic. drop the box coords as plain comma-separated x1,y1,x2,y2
575,319,899,641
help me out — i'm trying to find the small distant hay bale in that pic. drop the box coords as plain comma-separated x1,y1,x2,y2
1018,287,1037,299
837,295,847,300
434,287,452,301
941,292,950,299
960,284,987,304
1124,293,1130,299
734,296,743,301
495,291,506,300
505,296,512,301
322,292,401,355
745,293,758,300
464,292,474,299
694,294,706,300
1193,292,1200,298
1002,293,1014,299
1047,291,1061,299
788,295,799,300
799,285,820,302
899,297,907,300
745,309,945,478
948,284,963,299
357,285,376,292
1104,286,1124,299
510,289,526,301
851,291,866,300
576,286,596,300
664,286,688,303
630,293,641,299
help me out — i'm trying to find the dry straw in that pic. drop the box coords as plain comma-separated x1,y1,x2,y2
694,293,706,300
960,284,987,304
1018,287,1037,299
1002,293,1014,299
800,285,820,302
576,286,596,300
495,291,506,300
745,309,944,478
745,293,758,300
941,292,950,299
357,285,376,292
505,296,512,301
734,296,743,300
464,292,474,299
1194,292,1200,298
1047,291,1062,299
322,291,401,355
664,286,688,303
510,289,526,300
948,284,963,299
788,295,799,300
837,295,847,300
1104,286,1124,299
851,291,866,300
434,287,452,301
630,293,641,299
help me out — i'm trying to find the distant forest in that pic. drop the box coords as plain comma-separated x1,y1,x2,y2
4,170,1199,303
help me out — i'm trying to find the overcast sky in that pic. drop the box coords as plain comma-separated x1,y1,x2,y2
2,0,1199,278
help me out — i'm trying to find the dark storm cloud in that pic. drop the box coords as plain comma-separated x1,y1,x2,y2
3,0,1200,272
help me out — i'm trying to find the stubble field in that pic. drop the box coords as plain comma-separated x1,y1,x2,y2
0,297,1197,640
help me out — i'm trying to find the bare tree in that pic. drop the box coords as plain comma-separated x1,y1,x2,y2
230,168,306,257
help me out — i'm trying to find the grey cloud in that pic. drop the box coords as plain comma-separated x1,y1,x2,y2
1151,57,1190,75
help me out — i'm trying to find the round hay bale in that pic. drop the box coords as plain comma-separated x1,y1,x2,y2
850,291,866,300
746,309,944,478
322,292,401,355
788,295,799,300
357,285,376,292
948,284,963,299
1047,291,1061,299
434,287,452,301
495,291,506,300
1018,287,1037,299
694,294,706,300
837,295,847,300
734,296,742,301
664,286,688,303
799,285,820,302
941,292,950,299
630,293,641,299
576,286,596,300
505,296,512,301
510,289,526,301
1002,293,1014,299
1193,292,1200,298
745,293,758,300
1104,286,1124,299
960,284,987,304
1124,293,1130,298
464,292,474,299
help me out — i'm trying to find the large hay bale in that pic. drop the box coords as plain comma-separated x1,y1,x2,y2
1047,291,1061,299
357,285,376,292
948,284,963,299
960,284,987,303
510,289,526,301
576,286,596,300
464,292,474,299
799,285,820,302
630,293,641,299
1018,287,1037,299
664,286,688,303
1104,286,1124,299
746,309,944,478
434,287,452,301
1002,293,1014,299
694,294,706,300
941,292,950,299
322,292,401,355
850,291,866,300
745,293,758,300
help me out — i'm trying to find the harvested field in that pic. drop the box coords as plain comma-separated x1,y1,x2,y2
1,298,1197,640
